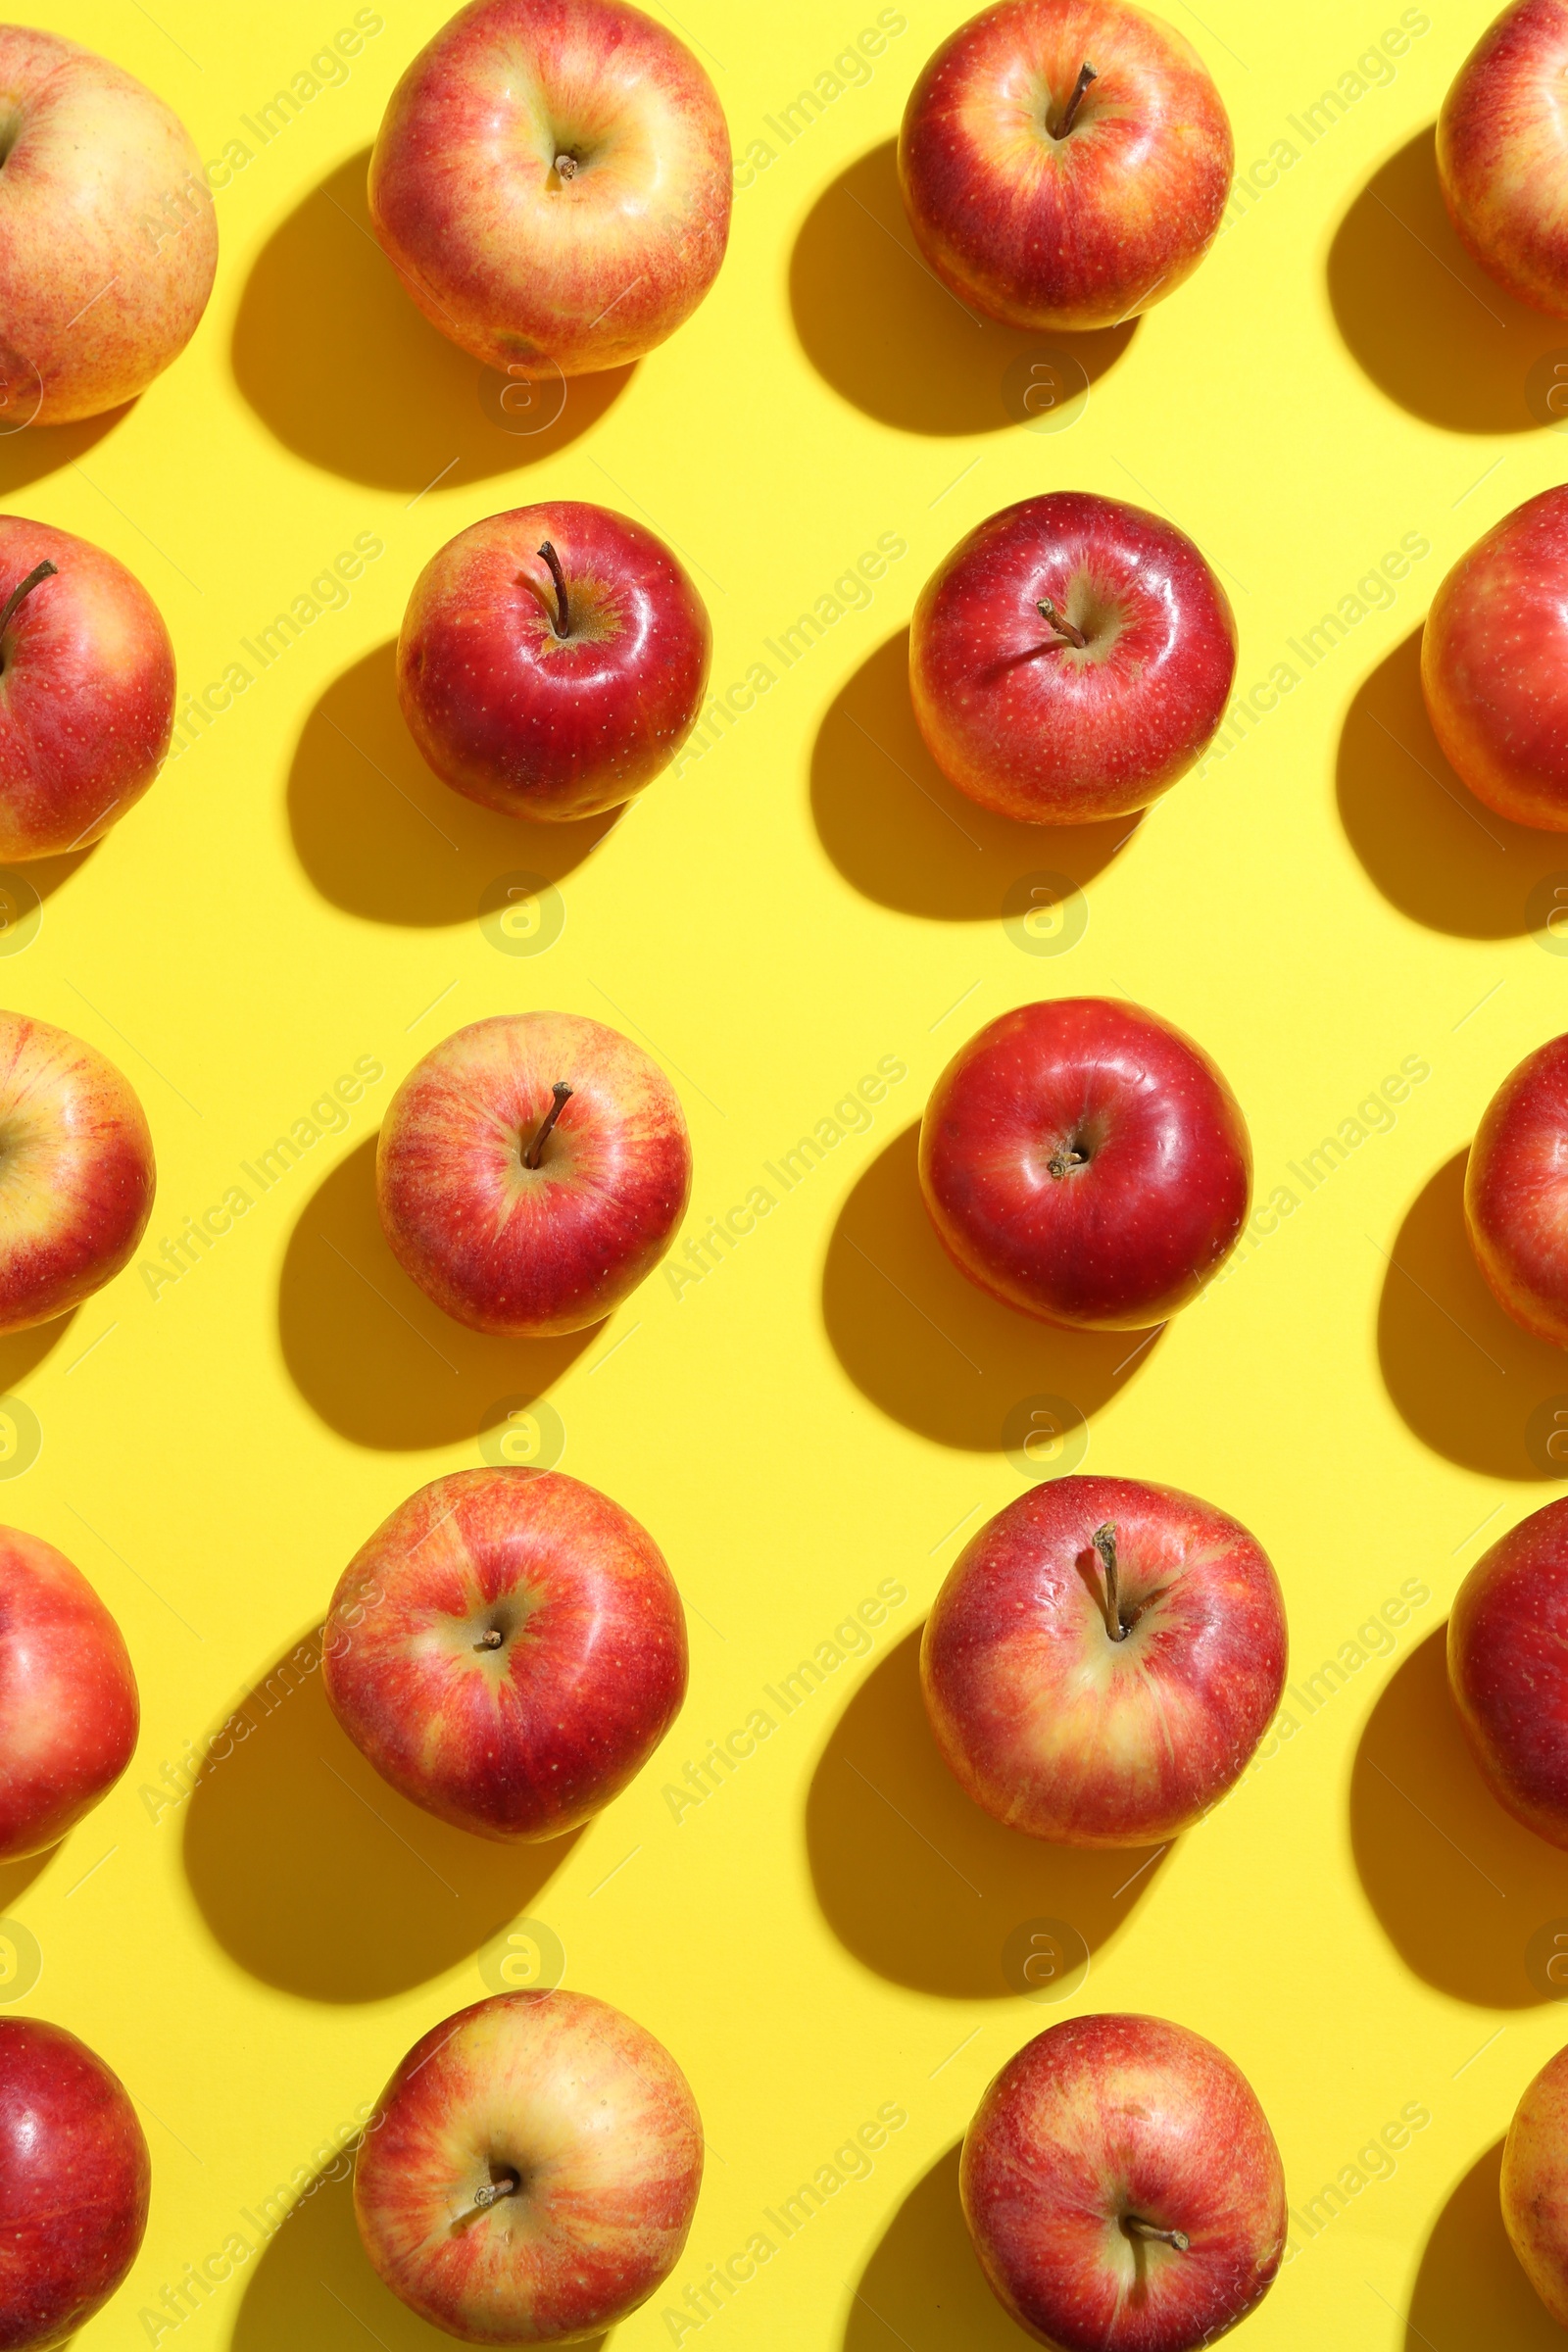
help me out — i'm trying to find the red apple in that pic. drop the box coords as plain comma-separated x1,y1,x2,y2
1422,487,1568,829
0,1529,137,1861
898,0,1233,333
356,1988,702,2344
1464,1031,1568,1343
377,1010,691,1337
922,1476,1286,1846
962,2014,1286,2352
1448,1494,1568,1847
1503,2040,1568,2323
0,518,175,861
368,0,731,378
398,502,710,823
910,493,1236,823
0,2016,150,2348
323,1467,685,1840
1438,1,1568,318
0,27,218,427
0,1011,154,1335
919,998,1250,1330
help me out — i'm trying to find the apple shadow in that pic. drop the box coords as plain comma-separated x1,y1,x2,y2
1338,628,1565,938
812,629,1137,919
845,2143,1016,2351
183,1632,578,2003
1405,2139,1564,2351
0,1308,79,1400
232,151,632,491
822,1124,1162,1452
808,1629,1167,1997
1377,1151,1568,1483
278,1137,594,1451
289,642,612,927
790,141,1135,435
0,1851,56,1916
0,407,125,499
1351,1629,1568,2010
1329,128,1564,433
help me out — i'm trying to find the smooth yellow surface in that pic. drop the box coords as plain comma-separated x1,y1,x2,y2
7,1,1568,2345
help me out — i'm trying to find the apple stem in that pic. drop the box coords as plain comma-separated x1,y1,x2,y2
1047,1141,1090,1178
1092,1523,1125,1642
537,541,571,638
0,559,57,648
1057,63,1098,138
475,1629,504,1651
470,2176,519,2212
1037,597,1088,651
1124,2215,1190,2252
523,1081,573,1169
554,153,578,180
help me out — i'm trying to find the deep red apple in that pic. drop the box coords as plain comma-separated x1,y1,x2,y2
922,1476,1286,1846
0,517,175,860
962,2014,1286,2352
919,998,1250,1329
377,1010,691,1337
0,1529,138,1861
323,1467,686,1840
909,493,1237,823
0,2017,150,2348
1422,487,1568,829
1464,1031,1568,1343
898,0,1234,332
369,0,731,377
1503,2040,1568,2323
355,1989,703,2343
1448,1494,1568,1847
0,1011,155,1334
0,27,218,426
1438,1,1568,318
398,501,710,822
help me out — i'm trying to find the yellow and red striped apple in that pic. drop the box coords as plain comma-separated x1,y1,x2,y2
1504,2039,1568,2323
355,1989,703,2344
0,517,175,861
323,1468,687,1841
961,2014,1286,2351
368,0,732,378
1438,0,1568,318
0,1011,154,1335
898,0,1233,333
0,1528,137,1862
922,1476,1287,1846
0,26,218,425
1422,489,1568,830
376,1011,690,1338
1464,1030,1568,1345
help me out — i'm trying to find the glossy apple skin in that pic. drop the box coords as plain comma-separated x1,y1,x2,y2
962,2014,1286,2352
0,27,217,426
0,2017,150,2349
898,0,1233,333
356,1989,703,2345
1423,488,1568,829
398,502,710,822
1503,2041,1568,2323
377,1011,691,1338
910,494,1236,823
1438,0,1568,318
1448,1495,1568,1848
0,1012,155,1336
0,1530,138,1863
368,0,731,377
919,999,1250,1330
922,1477,1286,1847
0,518,175,861
1464,1032,1568,1343
324,1468,686,1841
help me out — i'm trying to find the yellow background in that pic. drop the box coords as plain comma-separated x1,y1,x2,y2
8,0,1568,2343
